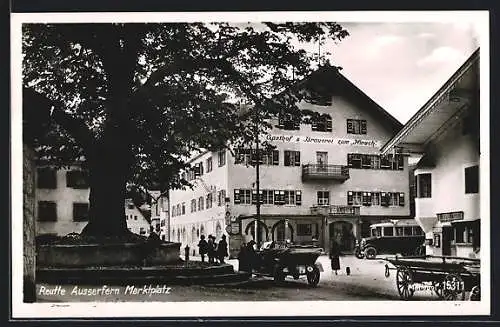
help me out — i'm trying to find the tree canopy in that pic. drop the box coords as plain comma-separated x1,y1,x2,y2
23,22,348,190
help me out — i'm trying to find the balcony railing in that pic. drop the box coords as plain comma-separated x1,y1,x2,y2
310,205,360,216
302,164,350,181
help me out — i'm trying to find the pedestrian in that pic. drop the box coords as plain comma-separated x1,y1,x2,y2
246,240,257,272
217,234,229,264
207,235,216,264
238,243,249,272
330,239,341,275
197,235,208,263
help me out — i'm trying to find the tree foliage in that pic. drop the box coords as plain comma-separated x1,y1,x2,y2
23,22,349,193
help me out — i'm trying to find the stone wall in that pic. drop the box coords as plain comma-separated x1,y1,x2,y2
23,144,36,302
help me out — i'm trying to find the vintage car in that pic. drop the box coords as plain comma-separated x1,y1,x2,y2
355,220,425,259
252,241,324,286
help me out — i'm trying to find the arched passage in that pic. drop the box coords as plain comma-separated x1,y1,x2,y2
245,220,269,243
271,220,294,242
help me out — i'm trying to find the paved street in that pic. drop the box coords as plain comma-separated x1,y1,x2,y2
36,255,451,302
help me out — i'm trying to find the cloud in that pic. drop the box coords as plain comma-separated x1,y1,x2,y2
417,32,435,39
416,46,465,68
366,34,404,57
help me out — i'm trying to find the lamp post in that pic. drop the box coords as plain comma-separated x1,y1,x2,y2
254,105,261,247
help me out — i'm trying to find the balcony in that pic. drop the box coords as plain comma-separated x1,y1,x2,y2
302,164,350,182
310,205,360,216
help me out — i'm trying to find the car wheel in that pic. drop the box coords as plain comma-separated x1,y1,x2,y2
307,266,320,287
354,247,364,259
364,247,377,260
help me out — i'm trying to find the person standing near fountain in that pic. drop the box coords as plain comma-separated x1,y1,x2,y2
197,235,208,263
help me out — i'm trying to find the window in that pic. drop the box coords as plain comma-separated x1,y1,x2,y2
218,150,226,167
347,154,362,169
362,192,372,206
347,119,367,134
317,191,330,205
297,224,312,236
140,227,146,235
284,190,296,205
134,215,137,220
284,150,301,166
262,190,274,204
403,227,413,236
198,197,204,211
181,202,186,215
361,155,372,169
217,190,227,206
380,155,392,169
353,192,363,205
206,193,213,209
72,203,89,222
312,114,333,132
395,227,404,236
206,157,213,172
274,190,285,205
278,112,300,130
262,150,280,165
235,148,252,165
161,220,165,227
465,165,479,194
371,156,380,169
417,173,432,198
176,204,181,216
242,190,251,204
66,170,89,189
172,206,176,217
388,193,399,206
191,199,197,212
413,226,423,236
37,168,57,189
371,192,381,206
38,201,57,221
383,227,394,236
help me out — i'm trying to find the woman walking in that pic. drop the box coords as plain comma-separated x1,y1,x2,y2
330,239,341,275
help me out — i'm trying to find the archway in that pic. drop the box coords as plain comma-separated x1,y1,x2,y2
329,221,355,252
215,222,223,241
245,220,269,243
271,220,294,242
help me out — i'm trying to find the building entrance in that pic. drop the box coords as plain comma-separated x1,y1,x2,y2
329,221,355,252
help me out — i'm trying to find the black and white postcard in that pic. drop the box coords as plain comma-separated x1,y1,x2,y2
10,10,490,318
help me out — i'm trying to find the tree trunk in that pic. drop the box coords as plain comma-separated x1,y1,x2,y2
23,144,36,302
81,127,132,237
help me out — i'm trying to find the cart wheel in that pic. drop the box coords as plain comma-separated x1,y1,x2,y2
433,281,444,299
307,266,320,287
364,247,377,260
469,286,480,301
396,267,415,300
442,274,465,301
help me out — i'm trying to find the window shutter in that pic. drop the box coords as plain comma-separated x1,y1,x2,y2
272,150,279,165
274,190,281,205
296,191,302,205
347,154,353,167
294,118,300,130
251,190,257,204
311,118,318,131
397,155,404,170
347,119,354,133
361,120,367,134
278,113,284,128
284,151,291,166
347,191,353,205
295,151,301,166
234,190,241,204
381,192,389,207
399,193,405,206
326,118,333,132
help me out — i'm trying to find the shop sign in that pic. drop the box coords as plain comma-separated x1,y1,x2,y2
226,222,241,235
437,211,464,223
265,134,380,148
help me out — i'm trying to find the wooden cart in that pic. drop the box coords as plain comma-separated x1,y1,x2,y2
384,255,480,301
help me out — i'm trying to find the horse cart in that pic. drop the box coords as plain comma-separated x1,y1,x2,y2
384,255,480,301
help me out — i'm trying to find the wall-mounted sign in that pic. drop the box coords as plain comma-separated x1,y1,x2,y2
265,134,381,148
433,233,441,248
226,222,241,235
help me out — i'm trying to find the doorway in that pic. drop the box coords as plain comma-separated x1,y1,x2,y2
329,221,355,252
442,227,452,256
316,151,328,171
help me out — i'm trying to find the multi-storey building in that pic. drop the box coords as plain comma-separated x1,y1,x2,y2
169,65,411,257
149,191,170,241
381,49,480,258
35,166,151,237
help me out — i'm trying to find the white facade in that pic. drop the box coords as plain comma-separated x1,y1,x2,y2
36,166,152,237
125,199,152,237
382,49,480,258
169,67,410,257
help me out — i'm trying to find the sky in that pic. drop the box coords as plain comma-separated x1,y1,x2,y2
316,22,479,124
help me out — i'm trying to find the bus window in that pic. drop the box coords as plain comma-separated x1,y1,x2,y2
383,227,394,236
413,226,423,235
403,227,413,236
376,227,382,237
395,227,404,236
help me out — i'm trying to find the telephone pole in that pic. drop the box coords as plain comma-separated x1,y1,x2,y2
254,105,261,247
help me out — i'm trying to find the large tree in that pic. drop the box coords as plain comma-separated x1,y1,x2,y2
22,22,348,237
